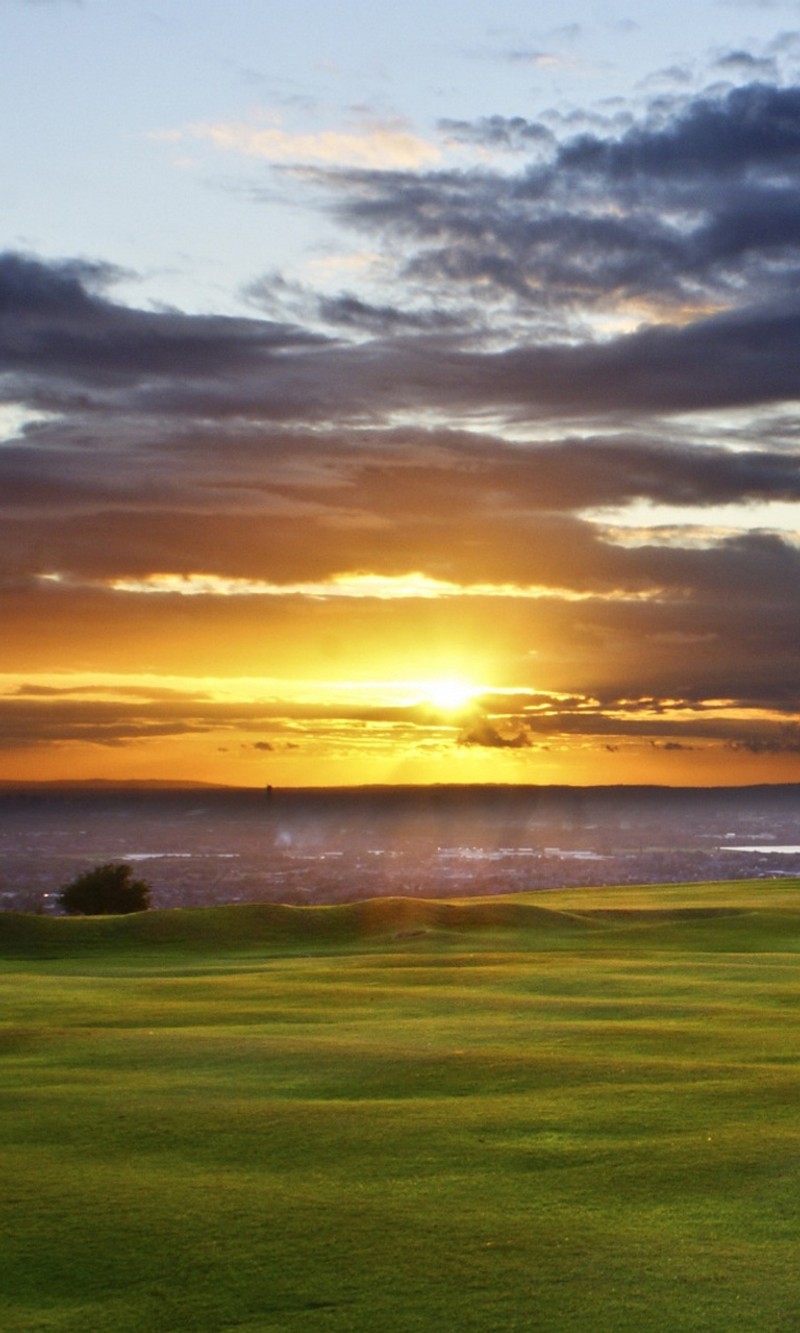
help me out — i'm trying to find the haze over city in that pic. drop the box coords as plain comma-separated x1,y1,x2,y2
3,0,800,788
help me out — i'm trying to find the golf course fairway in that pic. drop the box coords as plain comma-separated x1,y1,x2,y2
3,879,800,1331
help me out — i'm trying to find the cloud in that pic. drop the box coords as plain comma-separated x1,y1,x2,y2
458,720,533,748
5,410,800,529
5,76,800,776
319,81,800,332
727,724,800,753
501,48,578,70
10,209,800,436
557,81,800,178
157,116,440,170
438,116,555,153
38,569,667,603
713,50,779,77
0,662,798,764
0,252,325,416
314,293,463,335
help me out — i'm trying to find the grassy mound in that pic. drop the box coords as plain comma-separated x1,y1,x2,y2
3,878,800,958
0,894,599,956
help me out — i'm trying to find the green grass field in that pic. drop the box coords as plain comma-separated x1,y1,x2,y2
3,880,800,1331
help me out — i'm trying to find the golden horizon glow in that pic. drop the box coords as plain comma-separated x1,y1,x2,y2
0,669,489,710
37,569,669,604
6,671,800,728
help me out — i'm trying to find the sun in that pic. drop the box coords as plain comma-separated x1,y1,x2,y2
423,677,479,712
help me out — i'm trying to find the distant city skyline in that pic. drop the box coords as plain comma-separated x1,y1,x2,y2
2,0,800,786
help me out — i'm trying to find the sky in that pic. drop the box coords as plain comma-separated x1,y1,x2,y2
2,0,800,788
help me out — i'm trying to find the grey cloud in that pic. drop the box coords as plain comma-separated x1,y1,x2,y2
438,116,554,151
315,294,464,335
323,82,800,324
713,50,779,75
11,221,800,434
0,252,325,403
0,693,428,752
0,702,220,750
3,404,800,634
131,304,800,420
767,29,800,54
245,270,467,337
445,304,800,415
10,416,800,523
727,725,800,753
458,720,533,748
456,703,800,755
556,82,800,179
642,66,696,89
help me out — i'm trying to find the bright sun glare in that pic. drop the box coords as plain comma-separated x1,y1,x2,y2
423,678,479,712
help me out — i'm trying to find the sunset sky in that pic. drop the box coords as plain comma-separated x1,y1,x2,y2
2,0,800,787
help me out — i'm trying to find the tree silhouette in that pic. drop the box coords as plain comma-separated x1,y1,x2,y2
57,862,152,915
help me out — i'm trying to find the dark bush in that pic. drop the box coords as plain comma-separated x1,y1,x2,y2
57,862,152,915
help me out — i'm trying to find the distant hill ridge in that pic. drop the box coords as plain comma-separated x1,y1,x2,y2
0,778,220,791
0,780,796,825
0,780,798,794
